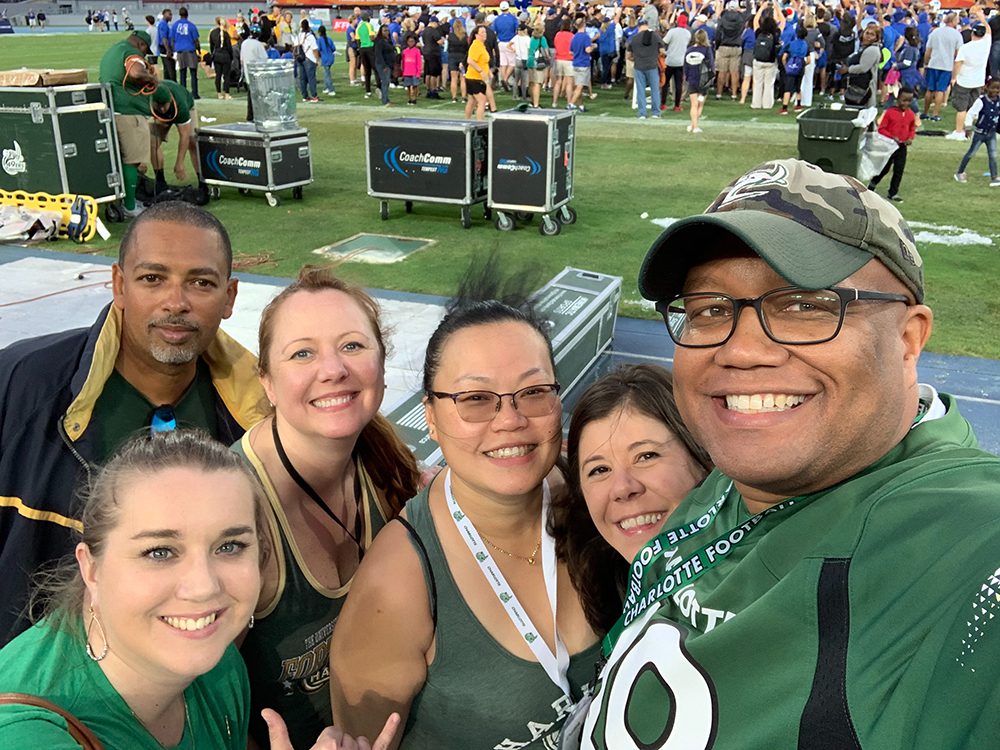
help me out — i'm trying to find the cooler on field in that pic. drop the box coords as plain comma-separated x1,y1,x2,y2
197,122,312,207
488,108,577,236
365,118,490,229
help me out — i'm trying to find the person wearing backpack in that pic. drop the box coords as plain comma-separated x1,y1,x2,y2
751,3,784,109
780,24,812,114
684,28,714,132
828,12,858,100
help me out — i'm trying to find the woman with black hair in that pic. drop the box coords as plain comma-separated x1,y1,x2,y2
331,258,600,749
373,24,396,106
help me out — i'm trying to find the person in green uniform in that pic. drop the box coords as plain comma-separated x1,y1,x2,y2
235,267,419,749
331,285,602,748
579,158,1000,749
356,12,378,97
147,80,205,201
0,202,267,646
98,30,157,217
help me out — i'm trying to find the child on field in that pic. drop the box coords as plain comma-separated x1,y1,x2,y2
868,88,917,202
954,78,1000,187
401,33,423,105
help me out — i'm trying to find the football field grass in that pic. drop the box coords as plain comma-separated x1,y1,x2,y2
3,31,998,357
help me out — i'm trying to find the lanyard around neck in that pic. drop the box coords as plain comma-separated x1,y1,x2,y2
271,417,363,550
444,469,572,696
603,482,815,658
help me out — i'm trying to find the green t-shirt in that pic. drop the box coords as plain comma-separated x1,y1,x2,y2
91,360,218,462
0,618,249,748
583,394,1000,749
357,21,374,48
98,39,151,115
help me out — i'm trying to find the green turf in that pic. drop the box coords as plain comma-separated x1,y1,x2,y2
3,32,998,358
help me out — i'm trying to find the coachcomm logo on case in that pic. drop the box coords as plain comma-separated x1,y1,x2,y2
495,156,540,175
382,146,452,177
204,149,261,179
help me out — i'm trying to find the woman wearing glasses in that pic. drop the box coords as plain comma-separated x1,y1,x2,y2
234,267,419,749
330,290,601,748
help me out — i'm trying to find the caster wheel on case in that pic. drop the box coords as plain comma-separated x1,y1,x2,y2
558,205,577,225
495,211,514,231
380,200,389,220
515,211,534,222
292,186,303,200
405,200,414,213
460,205,472,229
539,215,561,236
266,192,279,207
104,202,124,223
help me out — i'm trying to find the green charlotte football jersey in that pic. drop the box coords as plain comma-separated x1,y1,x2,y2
98,39,152,115
583,394,1000,750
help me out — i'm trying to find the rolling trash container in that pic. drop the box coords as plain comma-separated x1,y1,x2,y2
0,83,124,221
488,108,576,236
197,122,312,207
365,118,490,229
797,106,864,178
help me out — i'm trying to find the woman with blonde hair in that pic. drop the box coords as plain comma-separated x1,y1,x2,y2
236,266,419,748
210,16,234,99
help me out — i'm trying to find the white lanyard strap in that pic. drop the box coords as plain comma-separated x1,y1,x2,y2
445,469,572,696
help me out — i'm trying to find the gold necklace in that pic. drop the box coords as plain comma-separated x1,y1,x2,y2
130,697,194,749
480,533,541,565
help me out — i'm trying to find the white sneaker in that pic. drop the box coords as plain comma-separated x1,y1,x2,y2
686,124,693,132
991,179,1000,187
944,131,967,141
954,172,967,183
638,114,646,119
692,127,703,134
123,204,146,219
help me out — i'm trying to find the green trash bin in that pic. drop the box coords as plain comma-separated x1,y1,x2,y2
797,106,864,177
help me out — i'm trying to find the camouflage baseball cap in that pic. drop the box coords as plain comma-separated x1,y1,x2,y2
638,159,924,303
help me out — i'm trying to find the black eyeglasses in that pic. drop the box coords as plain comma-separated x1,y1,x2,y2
427,383,562,423
656,287,911,348
150,405,177,434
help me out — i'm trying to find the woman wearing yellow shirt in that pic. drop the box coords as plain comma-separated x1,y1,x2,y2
464,25,490,121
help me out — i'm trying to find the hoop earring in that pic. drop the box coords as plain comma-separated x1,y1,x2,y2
85,606,109,662
248,614,255,630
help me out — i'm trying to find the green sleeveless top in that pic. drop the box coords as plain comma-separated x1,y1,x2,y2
233,433,389,750
400,485,601,749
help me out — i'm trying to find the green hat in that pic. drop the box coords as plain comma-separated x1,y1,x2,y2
132,30,152,47
638,158,924,303
151,84,172,105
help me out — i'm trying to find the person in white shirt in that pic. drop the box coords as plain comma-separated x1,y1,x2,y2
922,12,964,120
241,28,269,121
946,15,992,141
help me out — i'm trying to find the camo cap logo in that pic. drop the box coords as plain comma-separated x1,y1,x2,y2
638,159,924,304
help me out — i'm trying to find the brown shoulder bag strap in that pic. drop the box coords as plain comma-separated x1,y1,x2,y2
0,692,105,749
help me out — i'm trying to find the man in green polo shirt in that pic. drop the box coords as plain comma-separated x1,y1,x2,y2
99,30,158,217
579,159,1000,749
356,12,378,98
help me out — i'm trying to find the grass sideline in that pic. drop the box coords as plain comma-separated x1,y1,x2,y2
3,31,998,358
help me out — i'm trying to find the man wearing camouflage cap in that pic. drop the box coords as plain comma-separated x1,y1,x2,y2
578,159,1000,749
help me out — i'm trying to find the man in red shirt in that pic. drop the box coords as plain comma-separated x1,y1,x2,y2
868,87,918,202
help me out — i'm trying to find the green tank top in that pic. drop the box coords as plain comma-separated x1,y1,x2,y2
233,434,388,750
401,485,601,749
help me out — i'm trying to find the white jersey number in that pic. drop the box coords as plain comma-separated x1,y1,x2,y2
581,616,716,750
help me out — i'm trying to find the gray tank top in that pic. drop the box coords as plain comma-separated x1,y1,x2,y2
400,485,601,749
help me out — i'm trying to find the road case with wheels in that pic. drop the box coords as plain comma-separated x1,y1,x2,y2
365,117,490,229
197,122,312,207
487,108,576,236
0,83,123,218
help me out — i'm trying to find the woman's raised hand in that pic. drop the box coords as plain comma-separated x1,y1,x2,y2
263,709,402,750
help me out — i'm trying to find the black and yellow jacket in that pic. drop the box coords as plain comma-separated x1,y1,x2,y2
0,303,266,644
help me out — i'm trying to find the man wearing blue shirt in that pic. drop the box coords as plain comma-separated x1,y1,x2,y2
494,1,519,91
156,8,175,81
170,6,201,100
569,16,594,111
